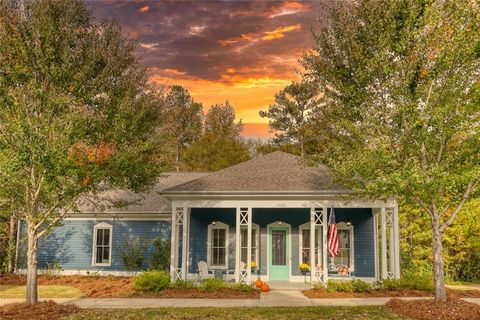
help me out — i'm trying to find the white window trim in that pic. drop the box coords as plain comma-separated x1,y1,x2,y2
330,221,355,272
92,222,113,267
240,223,260,265
207,221,229,269
298,222,323,266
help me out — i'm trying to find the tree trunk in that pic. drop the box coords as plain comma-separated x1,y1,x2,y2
431,215,447,302
26,222,38,305
7,214,17,273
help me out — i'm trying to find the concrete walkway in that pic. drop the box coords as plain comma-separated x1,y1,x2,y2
0,293,479,308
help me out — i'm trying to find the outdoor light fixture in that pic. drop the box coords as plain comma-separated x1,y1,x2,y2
278,221,282,225
347,220,352,226
212,221,216,226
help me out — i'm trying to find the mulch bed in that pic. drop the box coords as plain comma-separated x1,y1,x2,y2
386,297,480,320
132,288,260,299
302,288,480,299
0,301,79,320
0,274,260,299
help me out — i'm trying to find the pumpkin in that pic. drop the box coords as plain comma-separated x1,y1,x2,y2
261,283,270,292
255,279,263,288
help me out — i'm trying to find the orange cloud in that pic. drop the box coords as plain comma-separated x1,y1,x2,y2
269,2,309,18
138,5,150,13
226,68,236,73
262,24,301,41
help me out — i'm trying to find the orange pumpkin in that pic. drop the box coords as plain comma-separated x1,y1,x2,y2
255,279,263,288
261,283,270,292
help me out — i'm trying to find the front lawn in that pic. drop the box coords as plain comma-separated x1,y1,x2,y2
65,306,406,320
0,285,84,298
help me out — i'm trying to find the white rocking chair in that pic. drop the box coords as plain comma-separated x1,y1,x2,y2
198,261,215,281
223,261,246,282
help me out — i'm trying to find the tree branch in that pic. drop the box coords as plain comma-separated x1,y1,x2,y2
440,178,479,233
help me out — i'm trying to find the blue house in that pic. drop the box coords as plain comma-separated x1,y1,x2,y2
17,151,400,286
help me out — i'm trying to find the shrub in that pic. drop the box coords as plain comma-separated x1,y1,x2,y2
229,283,255,292
122,237,147,271
133,270,170,292
312,282,327,291
149,238,170,271
170,279,195,289
326,280,354,293
200,278,227,292
351,279,372,292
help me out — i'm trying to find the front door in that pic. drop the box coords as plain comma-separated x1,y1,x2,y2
269,227,289,280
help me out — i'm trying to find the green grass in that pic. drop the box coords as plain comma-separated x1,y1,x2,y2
66,306,407,320
0,285,84,298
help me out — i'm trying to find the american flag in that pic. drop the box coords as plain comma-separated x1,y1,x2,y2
328,207,339,257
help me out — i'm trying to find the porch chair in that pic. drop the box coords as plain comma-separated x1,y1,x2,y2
197,261,215,281
223,261,246,282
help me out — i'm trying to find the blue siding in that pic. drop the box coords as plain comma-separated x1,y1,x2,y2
20,220,170,271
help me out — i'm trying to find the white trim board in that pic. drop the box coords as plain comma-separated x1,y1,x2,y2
64,213,171,221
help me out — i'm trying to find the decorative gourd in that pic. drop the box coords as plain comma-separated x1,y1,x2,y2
255,279,263,288
261,283,270,292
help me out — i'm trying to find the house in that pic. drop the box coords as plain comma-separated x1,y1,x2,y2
16,151,400,286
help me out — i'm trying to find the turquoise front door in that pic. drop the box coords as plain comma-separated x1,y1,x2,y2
269,227,289,280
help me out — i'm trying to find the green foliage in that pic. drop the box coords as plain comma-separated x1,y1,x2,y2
122,238,148,271
259,81,321,159
170,280,195,289
132,271,170,292
199,278,227,292
350,279,372,293
149,238,171,271
228,283,256,292
302,0,480,299
326,280,354,293
183,102,251,171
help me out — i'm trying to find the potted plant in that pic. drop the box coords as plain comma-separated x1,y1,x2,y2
299,263,310,283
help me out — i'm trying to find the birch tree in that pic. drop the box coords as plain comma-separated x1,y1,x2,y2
0,0,164,304
304,0,480,301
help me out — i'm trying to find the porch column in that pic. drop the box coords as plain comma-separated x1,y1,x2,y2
393,205,401,279
309,208,315,285
236,207,251,283
380,207,387,280
247,208,252,284
181,208,190,280
372,209,380,281
171,206,185,282
322,206,328,285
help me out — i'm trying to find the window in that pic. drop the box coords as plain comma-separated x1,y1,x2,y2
240,224,259,266
207,221,229,269
92,223,112,266
329,222,354,272
299,223,323,267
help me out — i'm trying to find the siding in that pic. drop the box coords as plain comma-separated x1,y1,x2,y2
19,219,170,271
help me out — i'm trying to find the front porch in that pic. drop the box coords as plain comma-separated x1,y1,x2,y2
169,199,400,287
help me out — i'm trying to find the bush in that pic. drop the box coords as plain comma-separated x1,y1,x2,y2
326,280,354,293
229,283,255,292
351,279,372,292
170,279,195,289
149,238,170,271
122,237,147,271
200,278,227,292
132,270,170,292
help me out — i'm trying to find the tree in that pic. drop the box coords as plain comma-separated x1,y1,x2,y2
259,80,320,160
183,102,250,171
0,0,165,304
303,0,480,301
161,85,203,171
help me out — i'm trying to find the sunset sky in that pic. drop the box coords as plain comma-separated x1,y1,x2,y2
88,1,331,139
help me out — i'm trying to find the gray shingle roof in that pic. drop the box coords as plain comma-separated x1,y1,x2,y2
76,172,210,213
162,151,347,193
